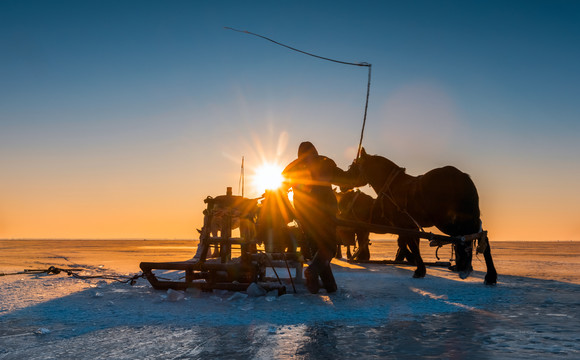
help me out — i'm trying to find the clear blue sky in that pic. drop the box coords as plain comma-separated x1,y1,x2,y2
1,0,579,240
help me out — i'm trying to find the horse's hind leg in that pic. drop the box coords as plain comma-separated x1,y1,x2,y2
482,238,498,285
395,236,415,264
403,236,426,278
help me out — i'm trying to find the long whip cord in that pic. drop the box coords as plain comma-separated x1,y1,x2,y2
224,27,371,160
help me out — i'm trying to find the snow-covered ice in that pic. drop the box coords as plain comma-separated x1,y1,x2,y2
0,239,579,359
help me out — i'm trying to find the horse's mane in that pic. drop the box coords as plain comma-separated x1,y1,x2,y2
366,153,406,175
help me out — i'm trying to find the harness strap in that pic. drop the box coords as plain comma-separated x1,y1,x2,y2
342,190,373,223
376,167,425,232
342,190,360,217
378,167,405,196
375,166,403,219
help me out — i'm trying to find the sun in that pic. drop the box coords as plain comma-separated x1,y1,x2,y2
252,162,285,194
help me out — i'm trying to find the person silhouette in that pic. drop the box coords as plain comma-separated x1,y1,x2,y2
282,141,345,293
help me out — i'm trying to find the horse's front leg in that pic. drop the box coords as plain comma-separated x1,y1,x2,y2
482,238,498,285
357,230,371,261
403,236,426,278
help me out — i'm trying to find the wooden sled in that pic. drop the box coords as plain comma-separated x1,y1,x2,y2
140,188,303,293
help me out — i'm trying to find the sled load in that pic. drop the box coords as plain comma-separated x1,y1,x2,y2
140,187,303,294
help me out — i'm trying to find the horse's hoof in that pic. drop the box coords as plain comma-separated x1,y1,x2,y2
459,270,473,280
484,274,497,285
413,270,426,278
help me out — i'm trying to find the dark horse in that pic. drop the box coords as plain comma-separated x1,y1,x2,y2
335,189,374,261
342,148,497,285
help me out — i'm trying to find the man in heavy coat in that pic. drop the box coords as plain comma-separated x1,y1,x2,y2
282,142,346,294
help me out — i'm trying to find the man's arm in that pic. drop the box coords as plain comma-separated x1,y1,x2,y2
327,158,356,188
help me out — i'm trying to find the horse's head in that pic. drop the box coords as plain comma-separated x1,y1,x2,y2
352,148,405,192
335,148,371,191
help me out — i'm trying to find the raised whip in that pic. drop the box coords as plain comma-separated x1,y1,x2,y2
224,27,372,160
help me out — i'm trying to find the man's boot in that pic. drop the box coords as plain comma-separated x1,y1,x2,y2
319,265,337,293
304,266,320,294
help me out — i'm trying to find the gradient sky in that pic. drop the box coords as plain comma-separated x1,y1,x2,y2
1,0,579,240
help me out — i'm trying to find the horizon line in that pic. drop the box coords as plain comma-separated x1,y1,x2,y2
1,238,579,242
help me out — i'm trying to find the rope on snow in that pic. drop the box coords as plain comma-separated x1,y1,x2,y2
0,266,146,285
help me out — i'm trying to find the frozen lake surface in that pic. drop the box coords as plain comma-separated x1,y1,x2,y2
1,240,579,359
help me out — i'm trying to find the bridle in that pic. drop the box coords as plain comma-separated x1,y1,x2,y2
357,157,424,232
